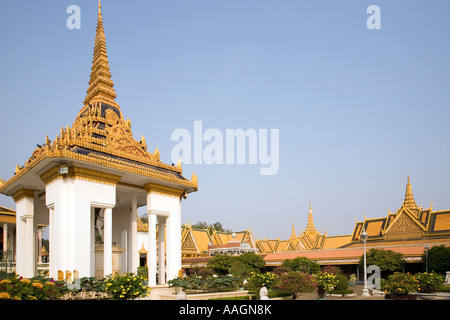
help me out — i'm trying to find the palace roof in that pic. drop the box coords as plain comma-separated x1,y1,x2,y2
0,206,15,224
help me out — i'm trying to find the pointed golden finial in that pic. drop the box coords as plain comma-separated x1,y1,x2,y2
154,147,160,160
191,171,198,184
305,200,317,234
140,135,147,151
177,157,182,168
83,0,118,108
402,174,418,210
290,219,297,239
45,135,51,150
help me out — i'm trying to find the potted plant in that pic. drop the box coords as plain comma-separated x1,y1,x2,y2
349,274,357,286
415,272,444,300
314,272,338,299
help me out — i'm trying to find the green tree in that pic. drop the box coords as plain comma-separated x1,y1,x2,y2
423,245,450,274
191,221,231,235
235,252,265,271
206,254,234,275
359,248,404,276
229,252,266,279
282,257,320,274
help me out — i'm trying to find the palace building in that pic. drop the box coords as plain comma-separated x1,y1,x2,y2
261,176,450,274
0,1,197,285
180,176,450,274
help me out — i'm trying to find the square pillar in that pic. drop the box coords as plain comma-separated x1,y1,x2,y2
129,194,138,273
165,201,181,281
2,223,7,253
157,216,166,285
48,205,56,279
103,207,113,277
13,189,36,278
148,212,157,286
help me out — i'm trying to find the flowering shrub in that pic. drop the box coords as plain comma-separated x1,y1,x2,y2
383,272,418,296
0,275,63,300
414,272,444,293
274,271,316,299
245,272,278,292
104,273,150,300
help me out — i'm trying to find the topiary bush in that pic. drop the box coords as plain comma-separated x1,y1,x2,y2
334,274,348,291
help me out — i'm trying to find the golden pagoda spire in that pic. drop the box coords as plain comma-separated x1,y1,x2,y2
83,0,118,109
290,219,297,239
305,200,317,234
402,175,418,210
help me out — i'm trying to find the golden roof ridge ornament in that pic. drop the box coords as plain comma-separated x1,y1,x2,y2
83,0,118,109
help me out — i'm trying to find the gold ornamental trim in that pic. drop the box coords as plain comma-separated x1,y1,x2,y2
144,182,185,197
40,166,121,186
12,189,35,202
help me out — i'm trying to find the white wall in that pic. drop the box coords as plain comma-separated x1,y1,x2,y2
45,177,116,279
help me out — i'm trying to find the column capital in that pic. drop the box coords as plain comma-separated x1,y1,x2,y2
40,165,121,186
12,188,35,202
144,182,184,198
148,210,169,218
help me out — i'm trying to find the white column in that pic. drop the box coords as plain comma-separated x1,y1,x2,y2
129,195,138,273
15,192,35,278
48,206,56,279
166,199,181,281
148,213,157,286
37,227,43,264
121,229,127,274
25,215,35,278
2,223,7,253
157,216,166,285
90,206,96,277
103,208,113,277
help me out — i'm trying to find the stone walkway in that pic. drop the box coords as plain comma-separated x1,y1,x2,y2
294,284,385,300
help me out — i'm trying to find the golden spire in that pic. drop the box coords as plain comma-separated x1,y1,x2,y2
290,219,297,239
402,175,418,210
305,200,317,234
83,0,118,108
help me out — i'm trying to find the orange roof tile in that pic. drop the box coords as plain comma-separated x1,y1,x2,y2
263,244,450,262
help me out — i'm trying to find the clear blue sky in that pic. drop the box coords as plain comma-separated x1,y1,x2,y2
1,0,449,240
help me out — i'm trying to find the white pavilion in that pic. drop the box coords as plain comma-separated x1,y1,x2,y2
0,1,198,286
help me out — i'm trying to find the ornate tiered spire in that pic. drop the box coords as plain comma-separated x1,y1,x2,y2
305,200,317,234
402,175,418,210
83,0,118,109
290,220,297,239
